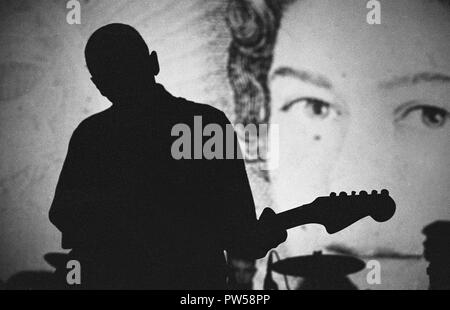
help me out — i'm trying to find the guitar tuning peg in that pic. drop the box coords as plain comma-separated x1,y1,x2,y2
381,189,389,196
359,190,368,196
339,191,347,197
371,190,378,195
330,192,337,197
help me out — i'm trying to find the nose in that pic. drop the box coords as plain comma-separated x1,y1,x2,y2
319,112,403,252
327,114,395,194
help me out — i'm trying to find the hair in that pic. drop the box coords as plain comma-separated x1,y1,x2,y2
226,0,292,166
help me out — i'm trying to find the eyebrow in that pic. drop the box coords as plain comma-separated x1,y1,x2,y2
270,67,450,91
270,66,333,90
379,72,450,90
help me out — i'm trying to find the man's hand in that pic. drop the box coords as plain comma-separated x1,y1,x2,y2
258,207,288,249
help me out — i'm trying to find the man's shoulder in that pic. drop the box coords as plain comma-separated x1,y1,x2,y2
71,108,114,138
171,97,230,125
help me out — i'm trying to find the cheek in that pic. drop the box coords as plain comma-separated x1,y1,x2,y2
394,127,450,220
269,109,347,208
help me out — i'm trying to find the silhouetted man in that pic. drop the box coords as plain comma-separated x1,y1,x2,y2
49,23,286,289
423,221,450,290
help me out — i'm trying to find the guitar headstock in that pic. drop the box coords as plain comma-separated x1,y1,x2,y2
310,189,396,234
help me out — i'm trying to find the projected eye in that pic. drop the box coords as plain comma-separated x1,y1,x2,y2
281,97,338,120
396,104,449,129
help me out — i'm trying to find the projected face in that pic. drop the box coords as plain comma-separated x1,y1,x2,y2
228,0,450,288
268,0,450,264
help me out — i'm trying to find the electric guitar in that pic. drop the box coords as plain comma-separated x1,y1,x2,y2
266,189,396,234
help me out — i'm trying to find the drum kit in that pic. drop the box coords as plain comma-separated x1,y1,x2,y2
43,251,365,290
269,251,366,290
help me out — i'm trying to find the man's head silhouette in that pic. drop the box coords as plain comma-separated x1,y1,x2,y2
85,23,160,103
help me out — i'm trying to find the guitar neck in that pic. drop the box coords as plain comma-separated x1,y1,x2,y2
274,203,320,230
269,190,396,234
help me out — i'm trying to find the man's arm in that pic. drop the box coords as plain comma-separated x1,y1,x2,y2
217,112,286,260
49,125,115,249
50,126,88,232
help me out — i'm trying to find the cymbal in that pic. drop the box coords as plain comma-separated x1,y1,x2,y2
271,252,365,277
